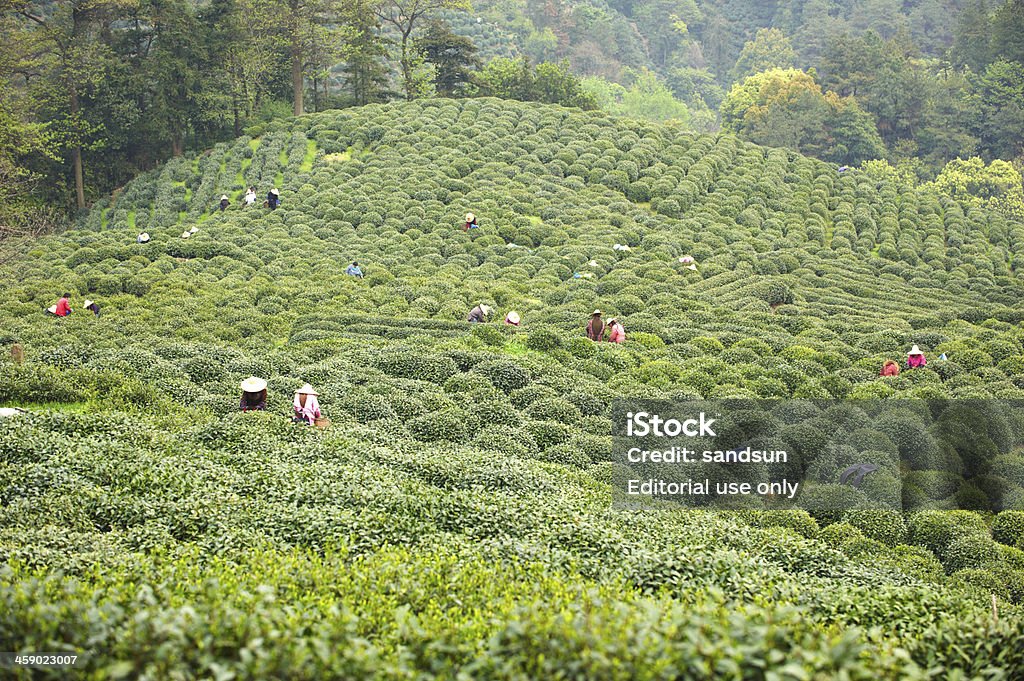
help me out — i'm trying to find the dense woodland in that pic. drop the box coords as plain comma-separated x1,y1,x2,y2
2,0,1024,226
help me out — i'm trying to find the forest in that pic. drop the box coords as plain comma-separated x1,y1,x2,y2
3,0,1024,228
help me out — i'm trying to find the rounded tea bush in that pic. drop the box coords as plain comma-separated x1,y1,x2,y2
942,534,999,573
841,509,908,547
993,510,1024,548
473,359,531,394
908,510,990,557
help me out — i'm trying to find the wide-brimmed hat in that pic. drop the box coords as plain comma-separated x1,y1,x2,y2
271,188,280,196
480,304,493,315
138,233,150,243
608,317,618,324
295,383,319,396
240,376,267,392
190,226,199,233
465,212,475,222
506,311,521,324
220,195,229,201
84,300,93,308
591,309,602,316
46,305,57,314
686,263,698,270
180,231,191,239
908,345,923,356
588,260,599,267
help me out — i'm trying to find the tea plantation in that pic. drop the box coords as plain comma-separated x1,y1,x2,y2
3,98,1024,678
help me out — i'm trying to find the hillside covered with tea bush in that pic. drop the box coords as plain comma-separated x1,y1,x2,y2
2,98,1024,678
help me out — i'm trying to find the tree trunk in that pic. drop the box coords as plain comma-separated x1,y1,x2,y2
401,30,413,100
292,36,304,116
70,86,85,209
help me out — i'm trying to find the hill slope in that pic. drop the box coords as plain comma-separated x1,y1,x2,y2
2,98,1024,678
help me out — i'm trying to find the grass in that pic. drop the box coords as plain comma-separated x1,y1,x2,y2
0,400,94,413
300,140,318,172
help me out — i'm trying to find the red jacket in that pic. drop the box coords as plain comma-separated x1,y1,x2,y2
880,362,899,377
607,323,625,344
55,297,71,317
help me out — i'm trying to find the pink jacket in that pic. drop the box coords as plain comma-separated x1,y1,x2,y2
293,394,322,425
607,323,625,343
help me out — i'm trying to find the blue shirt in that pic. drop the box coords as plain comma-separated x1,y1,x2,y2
346,265,363,277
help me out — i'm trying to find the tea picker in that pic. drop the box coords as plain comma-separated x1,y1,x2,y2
240,376,268,411
219,195,230,211
586,310,605,341
46,292,72,317
293,384,323,425
606,317,625,343
346,261,364,278
462,212,478,232
467,304,492,323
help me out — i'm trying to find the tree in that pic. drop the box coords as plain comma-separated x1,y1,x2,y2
11,0,120,208
631,0,700,68
971,59,1024,159
203,0,285,137
583,70,690,123
339,1,391,105
524,28,558,63
478,57,598,109
730,28,798,82
416,20,479,97
928,156,1024,219
534,60,598,109
721,68,884,165
953,0,992,73
827,97,886,165
142,0,208,157
992,0,1024,65
374,0,470,100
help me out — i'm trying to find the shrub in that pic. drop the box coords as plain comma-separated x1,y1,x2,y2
993,510,1024,548
908,510,990,556
473,360,531,393
408,407,472,442
841,509,908,547
525,328,562,352
942,534,999,573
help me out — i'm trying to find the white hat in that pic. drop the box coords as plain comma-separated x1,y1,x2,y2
465,212,475,222
480,304,493,315
46,305,57,314
181,231,191,239
295,383,319,396
506,311,521,324
190,226,199,233
608,317,618,324
908,345,923,356
240,376,267,392
588,260,599,267
220,195,229,201
84,300,93,308
271,188,280,196
138,233,150,243
687,263,698,270
592,309,602,316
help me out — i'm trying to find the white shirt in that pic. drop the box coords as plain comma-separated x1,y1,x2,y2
244,191,256,205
